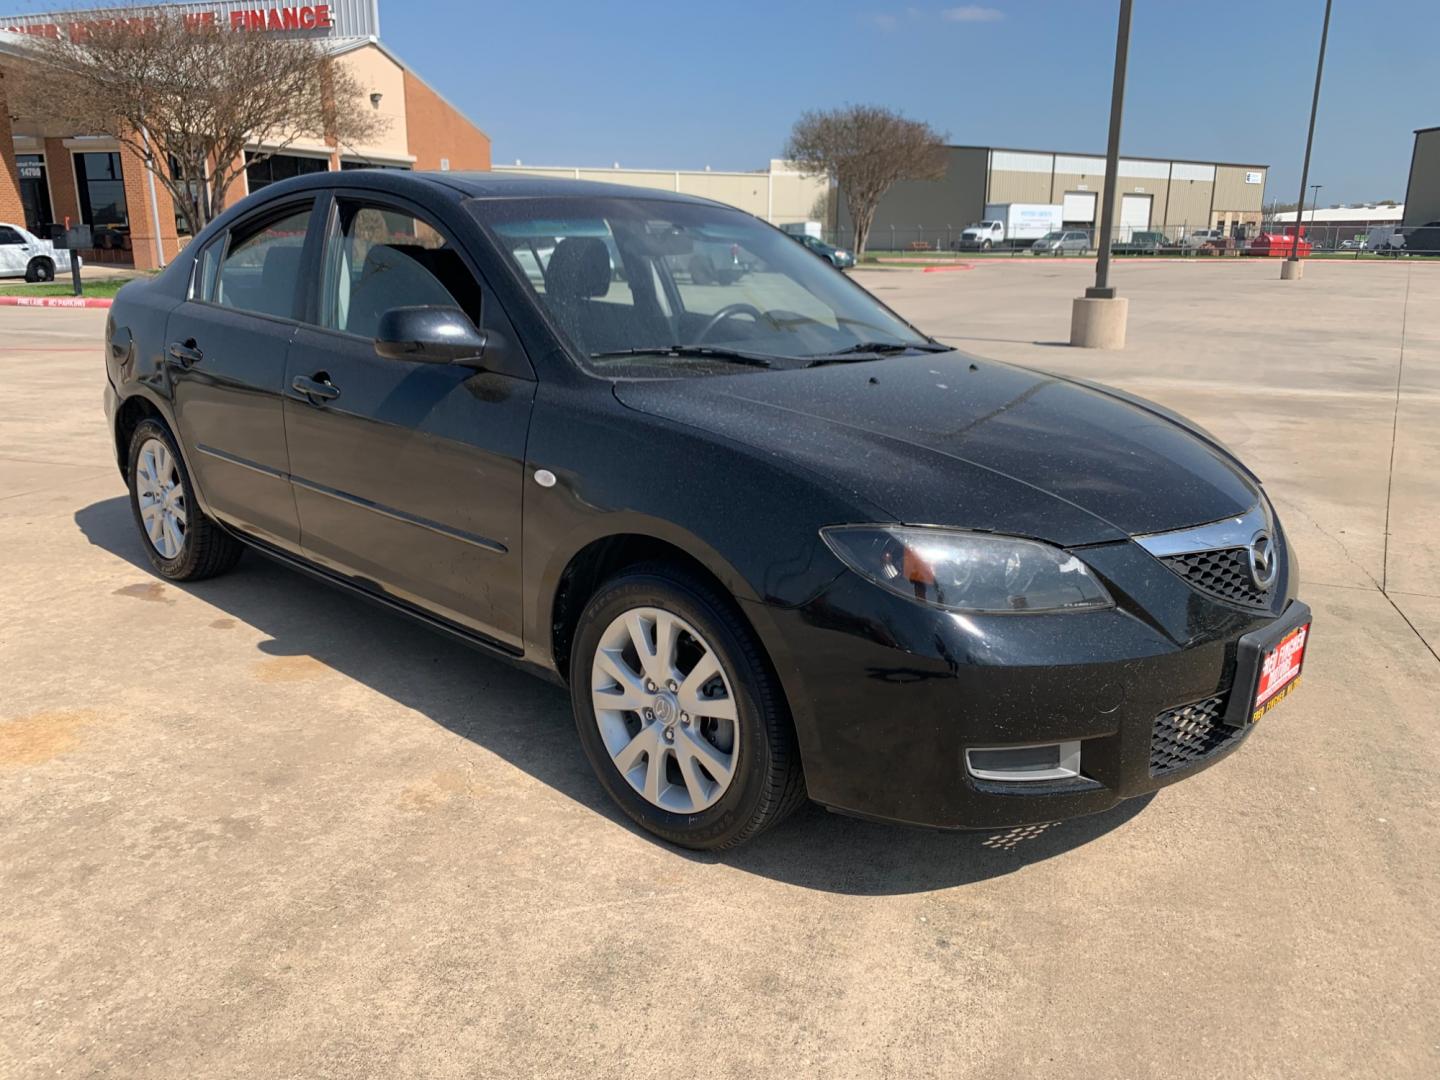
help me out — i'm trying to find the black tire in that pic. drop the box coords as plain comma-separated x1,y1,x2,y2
126,418,243,581
981,239,992,251
25,257,54,284
569,563,806,850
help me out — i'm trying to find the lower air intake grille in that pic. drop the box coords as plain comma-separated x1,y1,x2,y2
1160,547,1271,608
1150,695,1243,777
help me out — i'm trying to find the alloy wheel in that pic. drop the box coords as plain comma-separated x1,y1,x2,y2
135,437,187,559
590,606,739,814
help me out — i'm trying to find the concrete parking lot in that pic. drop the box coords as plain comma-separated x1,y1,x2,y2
2,259,1437,1078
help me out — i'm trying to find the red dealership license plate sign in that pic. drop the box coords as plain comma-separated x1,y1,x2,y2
1251,623,1309,722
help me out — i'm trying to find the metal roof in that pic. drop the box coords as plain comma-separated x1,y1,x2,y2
1271,204,1404,223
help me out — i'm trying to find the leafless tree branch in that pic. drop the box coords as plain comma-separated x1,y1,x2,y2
785,105,947,258
10,13,387,234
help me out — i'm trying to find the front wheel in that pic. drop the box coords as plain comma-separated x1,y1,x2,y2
570,565,806,850
25,257,54,283
127,418,243,580
981,239,992,251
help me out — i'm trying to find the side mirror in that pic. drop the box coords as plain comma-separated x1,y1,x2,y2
374,306,487,366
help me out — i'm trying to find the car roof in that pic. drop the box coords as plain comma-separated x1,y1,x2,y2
249,168,731,208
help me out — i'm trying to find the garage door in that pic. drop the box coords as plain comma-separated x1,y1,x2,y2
1119,194,1152,241
1062,191,1097,224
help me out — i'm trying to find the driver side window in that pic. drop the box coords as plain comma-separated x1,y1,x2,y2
322,201,481,339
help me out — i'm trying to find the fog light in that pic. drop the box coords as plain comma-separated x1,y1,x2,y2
966,741,1082,782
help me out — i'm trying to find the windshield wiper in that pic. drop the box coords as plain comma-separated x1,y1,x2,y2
805,341,953,367
589,345,774,368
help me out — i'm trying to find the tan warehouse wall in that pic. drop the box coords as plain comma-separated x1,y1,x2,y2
494,163,827,225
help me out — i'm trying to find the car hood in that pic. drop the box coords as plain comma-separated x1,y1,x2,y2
613,352,1260,546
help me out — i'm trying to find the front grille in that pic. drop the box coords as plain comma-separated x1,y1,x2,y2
1160,547,1271,608
1150,695,1244,776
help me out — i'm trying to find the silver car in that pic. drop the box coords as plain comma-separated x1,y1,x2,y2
1031,230,1090,255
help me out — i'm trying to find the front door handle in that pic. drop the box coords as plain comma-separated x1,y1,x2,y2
292,373,341,405
167,339,203,367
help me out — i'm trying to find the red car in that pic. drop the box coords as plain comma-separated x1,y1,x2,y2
1249,232,1312,257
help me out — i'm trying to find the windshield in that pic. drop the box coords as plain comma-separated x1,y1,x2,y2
1037,232,1062,242
470,196,934,377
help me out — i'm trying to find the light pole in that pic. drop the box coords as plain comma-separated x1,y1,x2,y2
1070,0,1133,348
1283,0,1332,279
1307,183,1322,249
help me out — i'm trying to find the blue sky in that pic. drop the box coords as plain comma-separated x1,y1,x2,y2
378,0,1431,206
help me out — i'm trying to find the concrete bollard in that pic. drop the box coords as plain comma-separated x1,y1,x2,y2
1280,259,1304,280
1070,296,1129,349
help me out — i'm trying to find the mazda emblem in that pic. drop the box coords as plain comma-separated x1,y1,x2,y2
1248,532,1278,591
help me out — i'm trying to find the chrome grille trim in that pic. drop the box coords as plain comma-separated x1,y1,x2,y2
1133,501,1271,558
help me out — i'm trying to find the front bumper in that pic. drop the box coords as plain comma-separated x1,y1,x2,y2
743,531,1305,830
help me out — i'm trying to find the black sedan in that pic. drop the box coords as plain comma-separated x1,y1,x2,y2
104,171,1310,850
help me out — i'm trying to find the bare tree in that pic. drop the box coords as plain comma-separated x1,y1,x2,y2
11,13,386,235
785,105,947,257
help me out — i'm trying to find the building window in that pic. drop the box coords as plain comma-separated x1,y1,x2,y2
339,160,413,171
17,155,54,236
73,151,129,229
245,152,330,193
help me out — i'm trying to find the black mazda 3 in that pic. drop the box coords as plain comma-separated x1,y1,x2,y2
104,171,1311,849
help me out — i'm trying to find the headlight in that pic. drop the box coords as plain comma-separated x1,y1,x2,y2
821,526,1113,614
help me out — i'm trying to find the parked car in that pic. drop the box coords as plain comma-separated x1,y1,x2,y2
1339,237,1367,250
1031,230,1090,254
1182,228,1225,250
1113,230,1169,255
789,232,854,269
0,221,78,282
104,171,1310,850
687,237,752,284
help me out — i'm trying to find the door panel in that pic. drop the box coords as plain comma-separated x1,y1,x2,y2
165,200,316,550
166,302,301,549
284,330,534,646
281,196,534,647
0,226,26,274
1119,194,1152,241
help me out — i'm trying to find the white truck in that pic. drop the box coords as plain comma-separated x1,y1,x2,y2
955,203,1063,250
0,222,78,282
780,221,825,240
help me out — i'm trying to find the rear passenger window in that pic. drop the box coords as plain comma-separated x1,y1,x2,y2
215,205,313,319
323,202,481,338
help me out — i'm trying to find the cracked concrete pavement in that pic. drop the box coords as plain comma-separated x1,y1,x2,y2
1,258,1438,1078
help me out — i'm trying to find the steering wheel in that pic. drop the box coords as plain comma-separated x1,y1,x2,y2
694,303,766,344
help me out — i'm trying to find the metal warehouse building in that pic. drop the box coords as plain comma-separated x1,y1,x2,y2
842,145,1269,249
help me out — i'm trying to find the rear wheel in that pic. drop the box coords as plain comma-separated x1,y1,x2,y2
126,418,242,581
570,565,806,850
25,257,54,283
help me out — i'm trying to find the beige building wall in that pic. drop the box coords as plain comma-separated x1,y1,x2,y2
1165,163,1215,231
336,43,412,165
986,150,1052,204
493,162,827,225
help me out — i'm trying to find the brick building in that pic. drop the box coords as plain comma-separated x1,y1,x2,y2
0,1,490,270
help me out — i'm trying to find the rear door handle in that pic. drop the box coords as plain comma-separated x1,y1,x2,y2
292,373,341,404
167,339,203,367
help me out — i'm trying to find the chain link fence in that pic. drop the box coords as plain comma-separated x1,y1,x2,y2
830,220,1437,259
